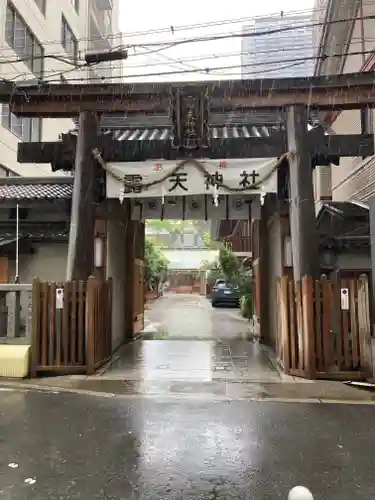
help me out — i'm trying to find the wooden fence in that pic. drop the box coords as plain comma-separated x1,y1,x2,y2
277,274,372,380
30,277,112,377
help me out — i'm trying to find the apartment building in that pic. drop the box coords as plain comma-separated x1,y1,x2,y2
313,0,375,205
241,15,314,78
0,0,120,176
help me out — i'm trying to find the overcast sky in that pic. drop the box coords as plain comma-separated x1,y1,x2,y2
118,0,314,82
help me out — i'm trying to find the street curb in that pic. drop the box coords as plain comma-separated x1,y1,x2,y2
0,380,375,405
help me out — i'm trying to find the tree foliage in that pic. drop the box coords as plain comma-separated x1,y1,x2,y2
144,238,169,287
218,246,239,282
204,259,225,287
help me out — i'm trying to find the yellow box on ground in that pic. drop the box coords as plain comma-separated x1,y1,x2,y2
0,345,30,378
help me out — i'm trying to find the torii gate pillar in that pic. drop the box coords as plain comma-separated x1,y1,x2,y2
66,111,100,281
287,105,319,280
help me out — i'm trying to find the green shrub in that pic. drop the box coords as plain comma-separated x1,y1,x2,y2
240,293,253,319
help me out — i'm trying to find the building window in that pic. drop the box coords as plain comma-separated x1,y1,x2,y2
61,16,78,62
1,104,42,142
34,0,46,14
5,2,44,77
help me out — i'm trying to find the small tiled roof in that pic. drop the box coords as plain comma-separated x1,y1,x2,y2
0,178,73,200
70,109,321,142
0,226,69,241
105,124,277,141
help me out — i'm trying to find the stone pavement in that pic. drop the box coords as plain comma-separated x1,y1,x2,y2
104,293,281,383
143,292,253,340
0,387,373,499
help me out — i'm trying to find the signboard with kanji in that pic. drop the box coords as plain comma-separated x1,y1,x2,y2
106,158,278,200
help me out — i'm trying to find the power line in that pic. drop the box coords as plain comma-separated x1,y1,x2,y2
123,13,375,50
2,35,373,84
0,15,373,78
0,5,331,53
0,54,81,67
4,44,372,84
0,2,371,56
34,48,375,83
1,12,374,83
0,34,370,72
123,38,368,69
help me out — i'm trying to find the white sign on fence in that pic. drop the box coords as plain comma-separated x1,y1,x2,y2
106,158,278,200
340,288,349,310
56,288,64,310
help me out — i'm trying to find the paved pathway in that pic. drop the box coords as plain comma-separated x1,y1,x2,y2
104,294,281,383
144,293,252,340
0,388,373,499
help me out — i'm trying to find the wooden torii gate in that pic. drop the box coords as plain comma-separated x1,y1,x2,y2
2,71,375,340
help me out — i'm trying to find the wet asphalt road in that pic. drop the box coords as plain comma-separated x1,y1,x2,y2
0,388,374,499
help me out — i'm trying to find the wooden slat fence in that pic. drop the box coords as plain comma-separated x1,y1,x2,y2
30,277,112,377
277,274,372,380
86,277,113,375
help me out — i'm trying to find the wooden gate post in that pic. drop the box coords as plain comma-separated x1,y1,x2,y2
85,276,96,375
279,276,290,372
30,279,41,378
358,274,373,376
301,275,316,379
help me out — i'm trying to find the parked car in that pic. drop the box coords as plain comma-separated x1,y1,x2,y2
211,279,240,308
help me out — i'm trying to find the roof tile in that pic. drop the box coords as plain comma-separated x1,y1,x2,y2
0,183,73,200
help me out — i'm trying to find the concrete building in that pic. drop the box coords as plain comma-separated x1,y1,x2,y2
0,0,120,177
241,15,314,78
312,0,375,206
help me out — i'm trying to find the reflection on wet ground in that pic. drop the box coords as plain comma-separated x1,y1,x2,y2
105,339,280,383
103,294,281,384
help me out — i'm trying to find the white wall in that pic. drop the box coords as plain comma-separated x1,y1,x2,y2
8,242,68,283
8,242,68,331
161,249,219,270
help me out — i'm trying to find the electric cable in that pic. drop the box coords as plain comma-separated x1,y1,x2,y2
33,49,375,83
0,4,354,52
